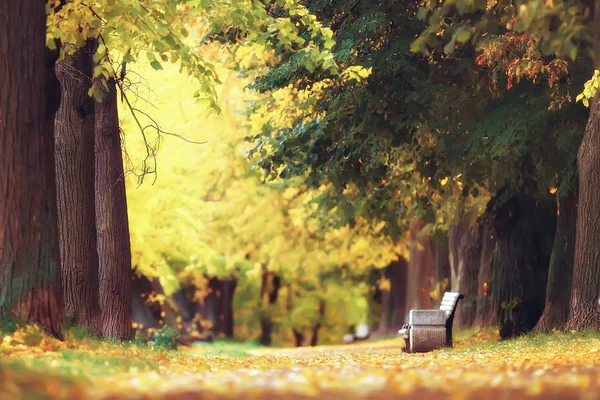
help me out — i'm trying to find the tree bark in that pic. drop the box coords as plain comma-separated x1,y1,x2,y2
567,3,600,330
378,258,408,331
449,208,479,327
434,237,451,293
54,41,101,333
474,220,497,327
389,258,408,327
216,278,237,338
536,193,577,332
95,78,132,340
492,194,555,339
405,219,435,317
0,1,63,339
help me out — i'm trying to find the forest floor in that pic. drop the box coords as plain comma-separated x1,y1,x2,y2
1,325,600,399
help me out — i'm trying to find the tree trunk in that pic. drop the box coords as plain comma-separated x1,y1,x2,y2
95,78,132,340
567,5,600,330
449,208,480,327
0,1,63,339
405,219,435,317
389,258,408,327
171,285,199,332
292,329,304,347
54,41,101,333
378,258,408,331
216,278,237,338
474,220,497,327
492,194,555,339
131,272,161,338
536,193,577,332
259,271,280,346
310,300,325,346
434,237,451,294
378,280,392,331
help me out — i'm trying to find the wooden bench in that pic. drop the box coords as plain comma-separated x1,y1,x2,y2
398,291,464,353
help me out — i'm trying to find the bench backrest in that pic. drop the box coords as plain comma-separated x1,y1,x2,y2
439,291,463,318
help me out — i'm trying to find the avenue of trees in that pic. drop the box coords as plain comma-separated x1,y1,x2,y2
1,0,599,346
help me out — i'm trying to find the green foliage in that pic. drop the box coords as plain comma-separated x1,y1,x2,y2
46,0,357,110
149,326,179,350
245,0,590,239
192,339,260,358
0,315,23,335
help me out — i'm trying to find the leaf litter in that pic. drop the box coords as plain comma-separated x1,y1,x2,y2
1,326,600,399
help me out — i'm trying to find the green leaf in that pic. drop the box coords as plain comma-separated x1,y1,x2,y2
150,60,163,70
456,29,471,44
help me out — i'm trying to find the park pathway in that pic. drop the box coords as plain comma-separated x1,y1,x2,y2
87,334,600,399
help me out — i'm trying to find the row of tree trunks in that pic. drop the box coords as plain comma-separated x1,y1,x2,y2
384,188,573,335
1,8,133,341
173,276,238,339
0,1,63,339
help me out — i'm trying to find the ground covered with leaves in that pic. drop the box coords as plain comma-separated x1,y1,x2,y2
1,326,600,399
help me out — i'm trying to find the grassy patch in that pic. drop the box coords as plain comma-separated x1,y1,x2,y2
447,327,600,354
191,339,262,358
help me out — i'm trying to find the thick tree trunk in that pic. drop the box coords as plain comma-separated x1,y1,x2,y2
54,41,101,332
0,1,63,339
378,258,408,331
449,209,479,327
492,194,555,339
405,219,435,317
216,278,237,338
95,78,132,340
536,193,577,332
378,281,392,331
567,6,600,330
434,237,451,293
389,258,408,327
474,220,497,327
